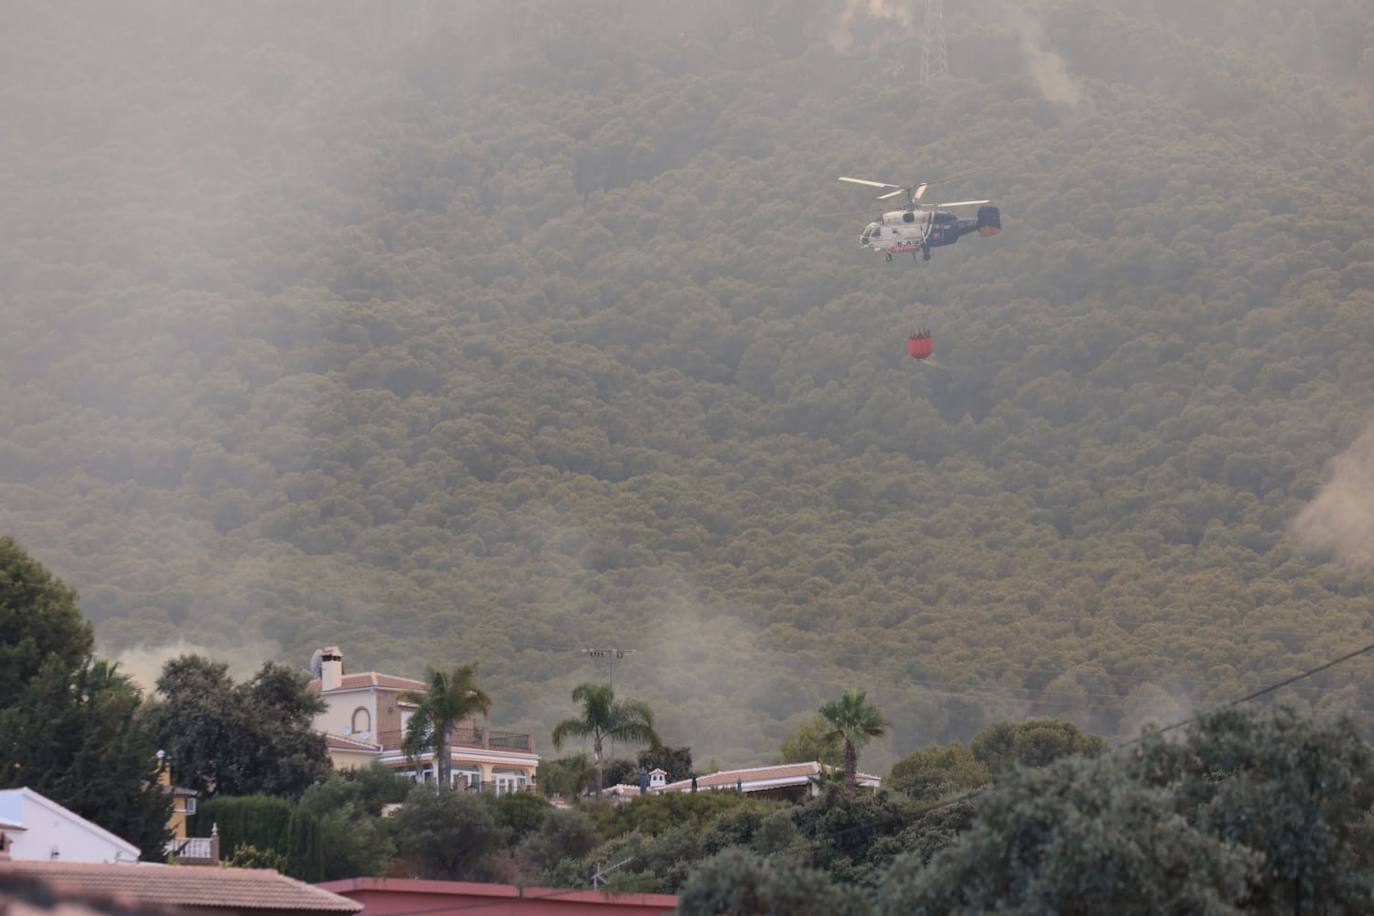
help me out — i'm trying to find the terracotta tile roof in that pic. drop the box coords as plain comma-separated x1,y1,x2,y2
659,761,880,793
0,862,362,913
307,673,425,693
0,873,173,916
324,733,381,752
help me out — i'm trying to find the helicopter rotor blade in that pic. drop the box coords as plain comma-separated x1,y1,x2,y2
876,188,907,200
838,176,901,190
934,199,991,208
913,182,929,201
926,168,981,186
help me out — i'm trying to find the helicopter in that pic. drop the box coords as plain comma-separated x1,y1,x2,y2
838,176,1001,262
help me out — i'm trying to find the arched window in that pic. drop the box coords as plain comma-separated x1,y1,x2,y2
351,707,371,736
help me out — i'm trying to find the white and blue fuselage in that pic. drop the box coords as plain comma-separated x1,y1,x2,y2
860,206,1001,257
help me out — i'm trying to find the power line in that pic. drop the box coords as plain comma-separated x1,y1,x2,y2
1116,641,1374,747
812,640,1374,844
809,647,1374,698
374,641,1374,908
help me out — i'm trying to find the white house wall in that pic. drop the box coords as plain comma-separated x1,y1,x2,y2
0,789,140,863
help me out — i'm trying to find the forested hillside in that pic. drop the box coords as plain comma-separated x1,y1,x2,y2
2,0,1372,767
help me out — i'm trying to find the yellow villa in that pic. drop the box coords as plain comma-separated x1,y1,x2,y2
308,647,539,794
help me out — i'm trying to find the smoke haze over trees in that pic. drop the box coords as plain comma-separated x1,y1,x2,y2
2,0,1373,767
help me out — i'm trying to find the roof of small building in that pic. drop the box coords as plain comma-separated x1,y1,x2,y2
323,733,381,752
658,761,880,793
0,862,362,913
308,672,425,693
0,869,171,916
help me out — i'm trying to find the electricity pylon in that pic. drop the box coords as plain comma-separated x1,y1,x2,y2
921,0,949,86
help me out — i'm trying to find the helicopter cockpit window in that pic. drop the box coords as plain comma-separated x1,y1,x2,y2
902,211,916,223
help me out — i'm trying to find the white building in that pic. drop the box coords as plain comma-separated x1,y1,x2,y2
0,788,140,864
656,762,881,801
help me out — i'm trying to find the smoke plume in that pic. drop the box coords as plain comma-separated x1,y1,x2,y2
113,639,280,695
831,0,914,52
1293,425,1374,570
1005,6,1084,107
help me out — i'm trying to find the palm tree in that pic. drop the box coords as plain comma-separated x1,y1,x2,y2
820,688,888,792
550,683,661,798
399,664,492,789
538,752,598,800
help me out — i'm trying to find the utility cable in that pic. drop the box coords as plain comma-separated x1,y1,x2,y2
369,642,1374,910
1115,640,1374,747
796,639,1374,844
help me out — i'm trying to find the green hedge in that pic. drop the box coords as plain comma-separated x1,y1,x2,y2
190,796,322,882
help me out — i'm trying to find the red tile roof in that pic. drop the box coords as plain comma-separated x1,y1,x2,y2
0,862,362,913
324,733,381,752
307,673,425,693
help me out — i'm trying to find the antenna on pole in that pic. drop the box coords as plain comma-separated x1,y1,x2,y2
582,648,635,758
921,0,949,87
582,648,634,692
592,856,636,889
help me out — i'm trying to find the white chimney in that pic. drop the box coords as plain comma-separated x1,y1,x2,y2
319,646,344,691
649,768,667,790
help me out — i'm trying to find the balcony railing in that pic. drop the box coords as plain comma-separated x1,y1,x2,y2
377,726,534,753
166,834,219,865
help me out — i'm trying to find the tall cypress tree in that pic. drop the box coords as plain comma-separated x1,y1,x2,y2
0,537,170,857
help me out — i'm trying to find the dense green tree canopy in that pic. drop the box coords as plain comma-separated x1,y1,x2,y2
1,0,1372,765
144,655,329,797
540,753,599,799
296,768,406,879
392,784,511,881
677,848,868,916
1129,707,1374,913
877,755,1261,915
0,539,169,858
778,714,845,768
0,656,170,858
0,536,92,700
639,745,695,782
